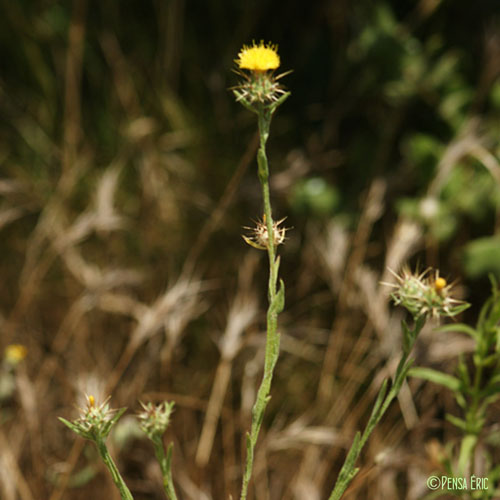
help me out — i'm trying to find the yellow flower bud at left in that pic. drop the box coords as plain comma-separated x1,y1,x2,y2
4,344,27,365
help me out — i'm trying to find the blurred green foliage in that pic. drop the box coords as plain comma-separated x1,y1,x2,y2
464,237,500,278
290,177,340,217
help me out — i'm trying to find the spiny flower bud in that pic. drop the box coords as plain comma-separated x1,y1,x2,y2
385,267,469,320
232,41,289,106
59,394,126,441
242,215,288,251
137,401,175,440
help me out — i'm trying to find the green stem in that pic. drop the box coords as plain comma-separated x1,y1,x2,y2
257,106,277,293
152,437,178,500
328,318,424,500
459,342,485,476
240,105,283,500
95,437,134,500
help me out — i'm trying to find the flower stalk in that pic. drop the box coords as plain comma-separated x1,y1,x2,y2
59,395,133,500
138,401,178,500
328,268,468,499
328,315,426,500
233,41,289,500
95,436,134,500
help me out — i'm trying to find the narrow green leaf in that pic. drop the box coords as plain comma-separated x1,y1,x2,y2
274,255,281,273
370,379,388,421
257,149,268,183
328,432,361,500
455,392,467,408
481,392,500,406
457,354,471,387
338,432,361,478
58,417,80,434
445,414,467,431
414,315,426,334
436,323,477,338
58,417,91,440
487,373,500,386
409,367,461,392
269,91,290,114
457,434,477,476
394,359,414,393
479,385,500,402
477,295,493,331
485,300,500,330
485,463,500,482
233,92,257,114
272,279,285,314
480,353,499,367
446,303,470,316
102,407,127,438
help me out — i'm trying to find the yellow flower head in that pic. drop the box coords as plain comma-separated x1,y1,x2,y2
4,344,27,364
4,344,28,366
237,41,280,72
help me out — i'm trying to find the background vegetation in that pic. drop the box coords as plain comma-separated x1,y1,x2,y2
1,0,500,499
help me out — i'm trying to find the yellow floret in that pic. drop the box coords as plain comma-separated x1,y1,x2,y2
4,344,27,363
434,277,447,292
237,41,280,71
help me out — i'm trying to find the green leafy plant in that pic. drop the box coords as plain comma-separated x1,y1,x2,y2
328,268,469,499
60,396,177,500
411,277,500,499
57,38,485,500
59,40,292,500
232,40,290,500
59,396,133,500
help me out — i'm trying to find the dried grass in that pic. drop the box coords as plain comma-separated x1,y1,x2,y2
2,3,499,500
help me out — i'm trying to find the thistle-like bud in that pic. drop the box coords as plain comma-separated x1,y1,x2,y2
242,215,288,250
232,41,289,108
137,401,175,441
59,394,126,441
385,268,469,320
